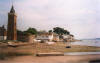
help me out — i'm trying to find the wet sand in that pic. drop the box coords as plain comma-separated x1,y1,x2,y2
0,55,100,63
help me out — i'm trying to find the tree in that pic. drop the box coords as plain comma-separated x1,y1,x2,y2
48,30,52,33
24,28,37,35
63,30,70,35
53,27,70,35
17,30,28,35
17,30,23,35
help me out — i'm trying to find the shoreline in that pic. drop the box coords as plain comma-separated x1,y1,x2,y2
1,42,100,60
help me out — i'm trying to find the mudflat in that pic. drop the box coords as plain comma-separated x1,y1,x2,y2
0,55,100,63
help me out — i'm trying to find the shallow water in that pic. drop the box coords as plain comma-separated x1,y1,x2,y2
71,39,100,47
67,39,100,55
64,52,100,55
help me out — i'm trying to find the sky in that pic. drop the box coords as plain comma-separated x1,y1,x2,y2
0,0,100,39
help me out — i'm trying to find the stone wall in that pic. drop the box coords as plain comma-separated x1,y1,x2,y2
17,35,35,42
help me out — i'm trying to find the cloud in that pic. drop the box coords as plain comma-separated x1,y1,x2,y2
0,0,100,39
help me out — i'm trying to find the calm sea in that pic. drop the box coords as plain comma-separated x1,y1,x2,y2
65,39,100,55
71,39,100,47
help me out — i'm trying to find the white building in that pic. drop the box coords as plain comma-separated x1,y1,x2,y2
0,36,7,40
62,34,74,42
36,32,60,42
36,33,54,42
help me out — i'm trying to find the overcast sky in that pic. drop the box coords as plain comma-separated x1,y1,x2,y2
0,0,100,39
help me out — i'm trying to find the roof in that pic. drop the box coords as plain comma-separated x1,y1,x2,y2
10,5,15,13
38,32,53,36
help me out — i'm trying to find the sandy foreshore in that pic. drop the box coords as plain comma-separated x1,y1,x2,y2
1,42,100,63
0,55,100,63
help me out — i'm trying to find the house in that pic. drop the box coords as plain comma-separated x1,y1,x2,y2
62,34,74,42
36,32,53,42
36,32,60,42
0,25,7,40
52,33,59,42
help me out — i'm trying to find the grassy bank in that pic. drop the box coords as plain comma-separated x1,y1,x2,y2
0,42,100,60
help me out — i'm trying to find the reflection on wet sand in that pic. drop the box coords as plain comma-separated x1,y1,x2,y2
89,60,100,63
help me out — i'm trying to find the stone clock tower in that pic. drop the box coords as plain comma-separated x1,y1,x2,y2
7,5,17,40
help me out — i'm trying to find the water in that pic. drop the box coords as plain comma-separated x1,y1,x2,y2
64,52,100,55
71,39,100,47
64,39,100,55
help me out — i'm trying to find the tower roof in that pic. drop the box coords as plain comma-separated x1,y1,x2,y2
10,5,15,13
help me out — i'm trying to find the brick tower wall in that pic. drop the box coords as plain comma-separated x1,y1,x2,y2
7,13,17,40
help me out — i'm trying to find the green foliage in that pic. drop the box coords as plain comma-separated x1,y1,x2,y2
25,28,37,35
48,30,52,33
53,27,70,35
17,27,70,36
17,30,27,35
17,28,37,35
